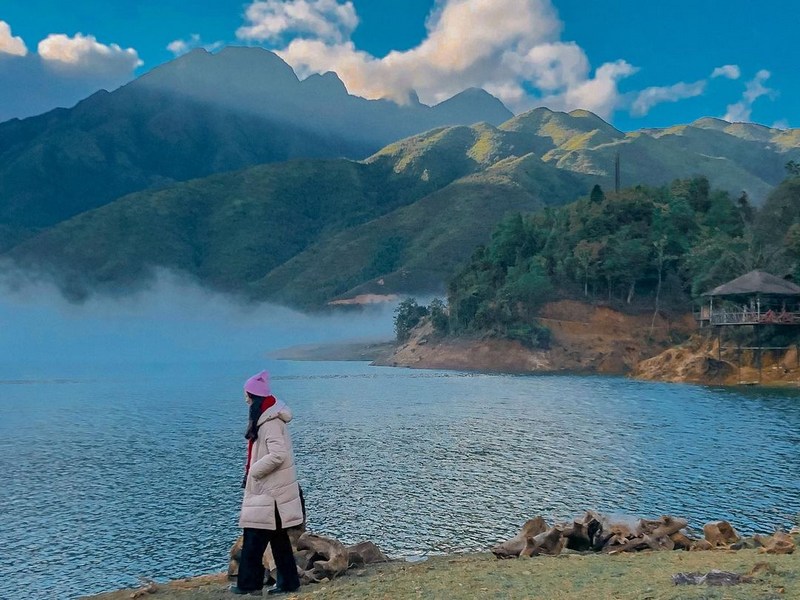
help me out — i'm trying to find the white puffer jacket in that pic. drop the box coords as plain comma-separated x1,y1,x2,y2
239,406,304,530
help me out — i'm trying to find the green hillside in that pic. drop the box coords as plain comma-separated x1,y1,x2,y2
4,108,800,309
499,108,800,202
258,153,590,306
3,122,591,306
5,159,423,297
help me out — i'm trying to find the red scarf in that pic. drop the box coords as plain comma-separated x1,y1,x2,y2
244,395,277,480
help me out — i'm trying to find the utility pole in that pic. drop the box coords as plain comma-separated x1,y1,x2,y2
615,151,620,193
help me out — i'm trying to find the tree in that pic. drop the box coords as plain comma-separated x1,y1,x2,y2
428,298,449,333
786,223,800,258
393,298,428,342
489,213,526,269
603,229,650,303
573,240,603,296
501,260,552,309
737,191,754,224
590,184,605,204
650,234,677,331
785,224,800,280
786,160,800,176
671,176,710,213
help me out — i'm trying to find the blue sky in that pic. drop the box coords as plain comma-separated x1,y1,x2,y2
0,0,794,130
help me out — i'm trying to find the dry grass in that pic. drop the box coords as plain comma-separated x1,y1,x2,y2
85,547,799,600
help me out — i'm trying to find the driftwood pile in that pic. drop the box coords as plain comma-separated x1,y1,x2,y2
228,529,389,585
491,511,796,558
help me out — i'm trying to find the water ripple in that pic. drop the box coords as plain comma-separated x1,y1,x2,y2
1,362,799,599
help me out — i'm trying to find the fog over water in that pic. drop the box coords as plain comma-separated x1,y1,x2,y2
0,271,395,376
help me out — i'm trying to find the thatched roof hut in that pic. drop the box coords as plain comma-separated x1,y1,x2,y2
702,270,800,298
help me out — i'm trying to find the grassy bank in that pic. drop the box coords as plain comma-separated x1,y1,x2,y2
86,547,799,600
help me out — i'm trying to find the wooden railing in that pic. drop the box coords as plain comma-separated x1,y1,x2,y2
701,310,800,325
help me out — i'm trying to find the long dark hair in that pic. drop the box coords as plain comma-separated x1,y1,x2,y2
245,393,268,441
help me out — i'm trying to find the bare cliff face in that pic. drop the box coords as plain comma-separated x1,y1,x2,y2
632,335,800,387
376,300,695,375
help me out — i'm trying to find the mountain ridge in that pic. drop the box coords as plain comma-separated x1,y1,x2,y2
0,47,513,231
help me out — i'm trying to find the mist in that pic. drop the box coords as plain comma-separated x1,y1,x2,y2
0,270,396,374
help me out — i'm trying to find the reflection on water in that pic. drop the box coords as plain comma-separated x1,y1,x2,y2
0,361,799,599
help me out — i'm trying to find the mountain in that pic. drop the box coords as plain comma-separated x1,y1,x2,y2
3,61,800,308
5,105,800,308
3,122,592,305
500,108,800,201
0,46,513,234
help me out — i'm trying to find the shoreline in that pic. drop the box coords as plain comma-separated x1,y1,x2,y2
84,508,800,599
270,298,799,389
270,340,395,362
272,335,800,390
86,544,799,600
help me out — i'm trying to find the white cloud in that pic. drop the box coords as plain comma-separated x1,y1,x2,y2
772,119,789,130
1,32,142,122
631,80,706,116
167,34,224,56
711,64,740,80
723,69,775,122
237,0,358,44
250,0,636,118
167,35,199,56
38,33,142,75
0,20,28,56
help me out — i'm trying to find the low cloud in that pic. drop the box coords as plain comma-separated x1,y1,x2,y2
631,80,706,117
0,266,395,365
0,26,141,122
244,0,637,118
0,20,27,56
237,0,358,44
711,64,740,80
167,34,224,57
723,69,775,122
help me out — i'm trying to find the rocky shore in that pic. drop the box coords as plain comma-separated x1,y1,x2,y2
375,300,696,376
373,300,799,388
86,514,799,600
633,334,800,386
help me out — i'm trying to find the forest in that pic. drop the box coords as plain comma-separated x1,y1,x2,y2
396,168,800,348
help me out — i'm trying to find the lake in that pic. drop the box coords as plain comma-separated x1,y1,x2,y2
2,361,800,599
1,282,799,599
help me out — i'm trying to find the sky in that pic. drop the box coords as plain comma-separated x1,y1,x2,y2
0,0,795,130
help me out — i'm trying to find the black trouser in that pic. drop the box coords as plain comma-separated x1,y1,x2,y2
237,506,300,592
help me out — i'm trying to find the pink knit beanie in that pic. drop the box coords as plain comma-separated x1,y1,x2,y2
244,370,271,397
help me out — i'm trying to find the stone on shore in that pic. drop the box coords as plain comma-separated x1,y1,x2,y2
703,521,740,547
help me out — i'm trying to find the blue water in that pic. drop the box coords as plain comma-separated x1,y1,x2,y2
1,359,799,600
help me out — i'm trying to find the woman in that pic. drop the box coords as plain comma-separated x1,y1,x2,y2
230,370,303,596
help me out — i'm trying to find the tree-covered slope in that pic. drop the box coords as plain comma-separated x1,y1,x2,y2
258,153,591,306
0,88,371,230
442,173,800,347
4,158,420,298
3,123,591,305
4,108,800,310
